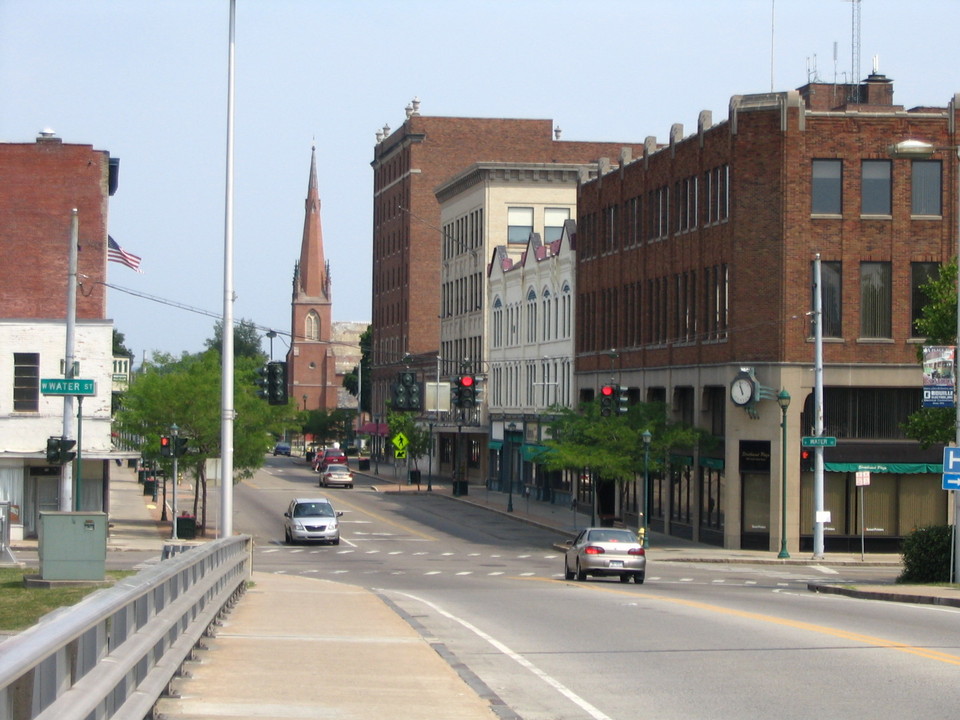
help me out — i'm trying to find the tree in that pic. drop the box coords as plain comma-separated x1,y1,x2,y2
204,318,265,359
302,408,355,447
342,325,371,414
903,259,958,447
112,329,134,359
116,350,298,534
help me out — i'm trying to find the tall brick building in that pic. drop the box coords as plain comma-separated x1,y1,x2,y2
369,105,645,441
0,132,125,538
576,72,957,552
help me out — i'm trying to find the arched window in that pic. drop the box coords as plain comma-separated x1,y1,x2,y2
526,288,537,343
541,287,552,341
492,297,504,348
305,310,320,340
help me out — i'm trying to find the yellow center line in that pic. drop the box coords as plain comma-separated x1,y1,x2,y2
518,577,960,666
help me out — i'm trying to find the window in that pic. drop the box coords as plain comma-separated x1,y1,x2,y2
818,261,842,338
912,160,941,216
543,208,569,243
860,262,892,338
812,159,842,215
526,288,537,343
861,160,891,215
507,207,533,243
305,310,319,340
13,353,39,412
911,262,940,337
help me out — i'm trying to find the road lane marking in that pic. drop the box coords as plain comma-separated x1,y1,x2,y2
522,577,960,667
398,591,614,720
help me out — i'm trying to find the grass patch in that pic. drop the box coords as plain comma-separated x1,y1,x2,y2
0,567,135,632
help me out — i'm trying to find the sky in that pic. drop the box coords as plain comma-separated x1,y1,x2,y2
3,0,960,364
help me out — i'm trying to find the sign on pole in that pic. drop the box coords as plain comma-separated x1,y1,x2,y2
943,447,960,490
801,436,836,447
40,378,96,396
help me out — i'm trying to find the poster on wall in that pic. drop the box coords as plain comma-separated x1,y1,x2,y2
922,345,955,408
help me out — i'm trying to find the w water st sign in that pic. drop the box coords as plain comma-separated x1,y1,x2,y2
40,378,96,396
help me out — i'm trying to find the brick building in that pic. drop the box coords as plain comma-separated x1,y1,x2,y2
576,72,957,552
0,132,126,539
370,102,644,462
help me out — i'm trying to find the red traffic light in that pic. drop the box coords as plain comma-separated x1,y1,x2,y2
459,375,475,388
600,385,615,397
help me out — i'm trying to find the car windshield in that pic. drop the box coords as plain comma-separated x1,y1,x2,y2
586,529,636,543
294,502,334,518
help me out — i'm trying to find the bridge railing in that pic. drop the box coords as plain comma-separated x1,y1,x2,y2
0,535,251,720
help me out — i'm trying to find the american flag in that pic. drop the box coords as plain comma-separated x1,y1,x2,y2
107,236,142,273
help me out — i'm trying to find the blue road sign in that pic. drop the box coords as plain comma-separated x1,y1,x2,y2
942,447,960,490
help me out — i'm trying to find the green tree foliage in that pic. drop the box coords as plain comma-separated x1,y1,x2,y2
204,318,265,359
112,329,134,359
116,350,299,534
903,259,958,447
342,325,371,414
302,408,355,446
898,524,953,583
541,400,708,482
385,409,431,468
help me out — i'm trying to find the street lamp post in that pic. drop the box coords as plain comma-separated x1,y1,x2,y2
777,389,791,559
890,139,960,582
642,430,652,548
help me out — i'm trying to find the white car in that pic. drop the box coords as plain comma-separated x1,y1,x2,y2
320,464,354,488
563,527,646,583
283,497,342,545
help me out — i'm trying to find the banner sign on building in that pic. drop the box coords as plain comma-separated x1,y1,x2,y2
922,345,955,408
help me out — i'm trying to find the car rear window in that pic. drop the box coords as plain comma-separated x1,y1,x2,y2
587,530,636,543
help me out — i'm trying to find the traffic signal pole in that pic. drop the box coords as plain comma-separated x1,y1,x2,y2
61,210,79,511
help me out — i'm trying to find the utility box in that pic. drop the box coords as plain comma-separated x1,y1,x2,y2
38,512,107,581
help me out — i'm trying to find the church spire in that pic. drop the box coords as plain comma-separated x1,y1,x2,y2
298,144,328,299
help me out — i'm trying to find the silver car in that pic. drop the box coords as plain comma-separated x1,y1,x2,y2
283,497,342,545
319,464,354,488
564,527,646,583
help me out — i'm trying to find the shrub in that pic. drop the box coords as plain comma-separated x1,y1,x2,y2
898,524,953,583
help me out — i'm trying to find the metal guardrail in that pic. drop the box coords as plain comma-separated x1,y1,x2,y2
0,535,251,720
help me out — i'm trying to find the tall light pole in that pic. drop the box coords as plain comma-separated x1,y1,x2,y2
890,138,960,582
642,429,652,548
777,389,791,559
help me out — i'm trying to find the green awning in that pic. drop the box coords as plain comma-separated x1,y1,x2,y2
487,440,503,451
824,462,942,474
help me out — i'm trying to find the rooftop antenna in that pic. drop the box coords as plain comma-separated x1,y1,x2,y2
847,0,861,103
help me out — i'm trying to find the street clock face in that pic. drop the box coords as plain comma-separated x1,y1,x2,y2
730,376,755,406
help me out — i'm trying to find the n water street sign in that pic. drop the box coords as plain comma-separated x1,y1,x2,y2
40,378,96,396
801,436,836,447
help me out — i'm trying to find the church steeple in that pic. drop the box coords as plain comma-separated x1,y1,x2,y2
297,144,328,299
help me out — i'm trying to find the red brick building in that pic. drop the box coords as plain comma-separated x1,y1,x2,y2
369,107,645,437
576,73,957,552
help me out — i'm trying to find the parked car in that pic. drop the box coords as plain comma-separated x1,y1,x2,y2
320,464,354,488
273,442,291,456
283,497,342,545
313,447,347,472
563,527,646,583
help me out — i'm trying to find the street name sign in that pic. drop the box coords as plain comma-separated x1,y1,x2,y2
40,378,96,396
801,436,836,447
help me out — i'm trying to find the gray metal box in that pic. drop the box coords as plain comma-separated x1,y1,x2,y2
38,512,107,581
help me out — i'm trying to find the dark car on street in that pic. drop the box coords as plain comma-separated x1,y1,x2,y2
273,442,291,456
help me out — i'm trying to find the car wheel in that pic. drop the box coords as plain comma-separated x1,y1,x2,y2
634,572,645,584
564,561,575,580
332,537,340,546
285,529,295,545
576,560,586,581
619,573,630,583
348,484,353,489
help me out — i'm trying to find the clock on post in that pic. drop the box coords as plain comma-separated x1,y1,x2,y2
730,368,758,407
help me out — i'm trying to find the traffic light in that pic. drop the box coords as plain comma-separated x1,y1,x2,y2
457,375,476,408
393,371,422,411
267,361,288,405
59,439,76,464
599,385,616,416
255,364,270,400
800,448,813,472
175,437,188,457
46,436,60,463
160,435,173,457
618,385,629,414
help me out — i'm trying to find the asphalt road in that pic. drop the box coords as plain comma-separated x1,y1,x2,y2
228,458,960,720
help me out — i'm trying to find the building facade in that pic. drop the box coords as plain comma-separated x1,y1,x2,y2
576,72,956,552
0,132,127,539
369,104,645,449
